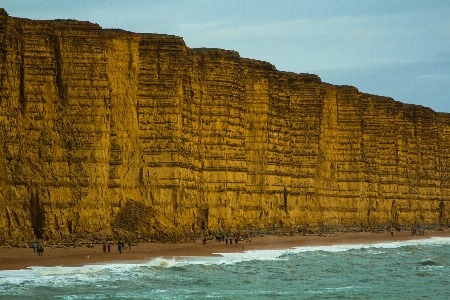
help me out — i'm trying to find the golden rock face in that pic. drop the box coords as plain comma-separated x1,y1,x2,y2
0,8,448,242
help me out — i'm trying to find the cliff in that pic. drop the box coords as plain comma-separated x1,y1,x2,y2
0,8,449,244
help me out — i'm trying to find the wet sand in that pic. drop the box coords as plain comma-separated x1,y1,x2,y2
1,230,449,271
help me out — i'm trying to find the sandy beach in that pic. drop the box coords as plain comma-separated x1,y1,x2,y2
1,229,449,271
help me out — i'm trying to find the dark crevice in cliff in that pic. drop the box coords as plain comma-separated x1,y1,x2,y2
19,48,25,113
439,201,445,224
29,192,45,239
53,34,66,106
391,200,398,226
284,187,288,214
0,133,6,201
156,46,161,80
0,13,6,105
0,12,7,196
200,208,209,230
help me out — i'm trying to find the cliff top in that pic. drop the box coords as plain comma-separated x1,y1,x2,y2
0,7,7,17
0,7,446,115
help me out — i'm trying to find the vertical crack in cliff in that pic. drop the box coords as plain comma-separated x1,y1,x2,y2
29,191,45,238
18,39,25,113
52,33,66,106
0,10,7,195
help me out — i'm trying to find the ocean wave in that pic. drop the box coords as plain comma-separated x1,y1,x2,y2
290,236,450,254
418,258,441,266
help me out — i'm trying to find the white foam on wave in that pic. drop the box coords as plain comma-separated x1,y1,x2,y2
209,236,450,265
0,261,154,287
0,252,285,286
290,236,450,254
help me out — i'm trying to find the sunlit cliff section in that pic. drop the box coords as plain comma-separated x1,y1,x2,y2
0,8,449,243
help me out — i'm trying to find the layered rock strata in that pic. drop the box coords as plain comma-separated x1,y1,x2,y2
0,8,449,243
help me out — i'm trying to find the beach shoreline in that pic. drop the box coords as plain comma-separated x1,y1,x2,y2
1,229,449,271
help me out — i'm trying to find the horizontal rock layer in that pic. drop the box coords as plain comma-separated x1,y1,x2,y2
0,8,449,242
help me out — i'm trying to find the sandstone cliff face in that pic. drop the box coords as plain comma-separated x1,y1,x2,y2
0,8,449,243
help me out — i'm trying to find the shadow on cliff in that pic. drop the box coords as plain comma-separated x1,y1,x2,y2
113,199,184,243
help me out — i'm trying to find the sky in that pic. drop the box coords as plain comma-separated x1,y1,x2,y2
1,0,449,113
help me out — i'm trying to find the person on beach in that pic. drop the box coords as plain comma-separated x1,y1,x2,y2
235,236,239,245
103,242,107,253
37,245,44,256
118,242,123,254
31,242,36,252
229,238,232,245
107,243,111,252
202,237,207,244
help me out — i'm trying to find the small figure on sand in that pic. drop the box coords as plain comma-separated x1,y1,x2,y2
103,242,107,253
37,245,44,256
234,236,239,246
107,243,111,253
118,242,123,254
202,237,207,245
31,242,36,252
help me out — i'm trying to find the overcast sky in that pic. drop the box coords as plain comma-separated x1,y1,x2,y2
1,0,449,113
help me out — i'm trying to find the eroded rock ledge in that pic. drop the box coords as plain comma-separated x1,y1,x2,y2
0,8,449,244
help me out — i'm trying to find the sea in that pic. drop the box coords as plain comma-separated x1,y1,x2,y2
1,237,450,299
